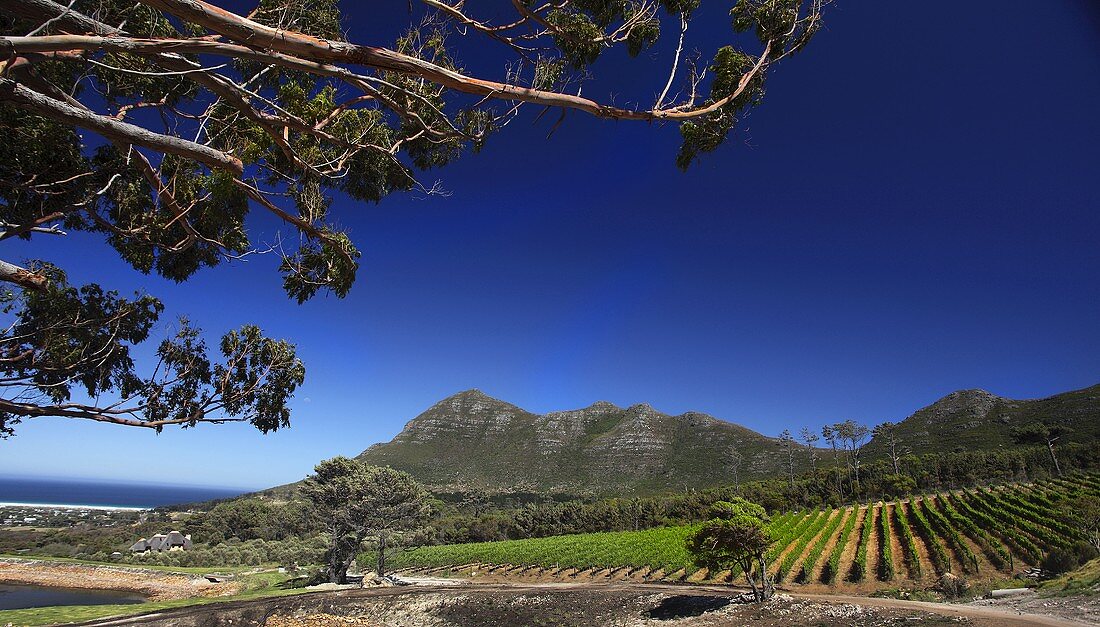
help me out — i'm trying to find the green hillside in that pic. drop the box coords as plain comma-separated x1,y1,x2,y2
866,384,1100,456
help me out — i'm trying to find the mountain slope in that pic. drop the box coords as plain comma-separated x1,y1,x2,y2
355,390,804,495
865,383,1100,456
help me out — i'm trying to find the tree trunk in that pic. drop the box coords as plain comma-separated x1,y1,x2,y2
376,534,387,577
330,553,349,584
1047,440,1062,477
744,570,759,602
758,555,774,600
786,447,795,491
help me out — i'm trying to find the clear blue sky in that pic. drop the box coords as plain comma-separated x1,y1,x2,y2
2,1,1098,490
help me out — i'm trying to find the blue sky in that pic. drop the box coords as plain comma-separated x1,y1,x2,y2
1,1,1098,490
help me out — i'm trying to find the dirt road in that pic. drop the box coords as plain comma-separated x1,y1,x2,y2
69,580,1095,627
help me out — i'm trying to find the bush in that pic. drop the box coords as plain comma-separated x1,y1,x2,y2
1041,549,1079,575
937,573,970,599
1071,541,1099,566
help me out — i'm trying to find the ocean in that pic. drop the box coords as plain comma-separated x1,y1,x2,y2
0,476,249,509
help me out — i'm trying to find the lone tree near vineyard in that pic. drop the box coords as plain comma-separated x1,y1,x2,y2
302,456,431,583
687,497,774,602
0,0,827,435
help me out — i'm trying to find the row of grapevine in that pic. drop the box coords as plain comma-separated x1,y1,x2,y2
850,504,875,582
822,505,861,584
877,502,895,581
776,509,836,582
766,510,823,565
952,491,1042,564
797,507,850,583
892,500,922,579
990,488,1080,542
962,489,1052,559
907,500,951,575
1016,484,1058,510
978,487,1070,549
937,493,1011,572
921,498,979,574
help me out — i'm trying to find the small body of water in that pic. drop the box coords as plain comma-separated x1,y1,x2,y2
0,583,145,610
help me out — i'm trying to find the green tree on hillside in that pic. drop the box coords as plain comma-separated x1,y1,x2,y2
303,456,430,582
1011,422,1070,477
0,0,828,435
686,497,774,602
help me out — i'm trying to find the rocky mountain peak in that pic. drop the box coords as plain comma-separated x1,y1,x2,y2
920,388,1004,421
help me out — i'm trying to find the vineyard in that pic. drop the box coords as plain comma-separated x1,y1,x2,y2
392,474,1099,590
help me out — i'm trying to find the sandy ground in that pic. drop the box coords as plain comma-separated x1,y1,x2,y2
0,559,240,601
71,581,1096,627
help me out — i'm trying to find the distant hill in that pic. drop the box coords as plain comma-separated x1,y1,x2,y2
865,383,1100,456
257,383,1099,500
354,389,809,496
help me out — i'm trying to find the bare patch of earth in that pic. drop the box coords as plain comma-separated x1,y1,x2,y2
0,559,239,601
73,583,1078,627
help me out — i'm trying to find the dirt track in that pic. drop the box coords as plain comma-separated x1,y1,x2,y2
0,559,238,601
70,581,1095,627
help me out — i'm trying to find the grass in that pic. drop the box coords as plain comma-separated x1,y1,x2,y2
1040,557,1100,597
0,563,310,626
391,525,700,573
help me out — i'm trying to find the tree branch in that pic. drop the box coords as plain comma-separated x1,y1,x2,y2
0,77,244,174
0,259,47,292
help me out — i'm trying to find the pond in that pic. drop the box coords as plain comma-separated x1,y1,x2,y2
0,583,146,610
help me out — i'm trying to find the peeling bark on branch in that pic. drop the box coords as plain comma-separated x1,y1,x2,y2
0,260,48,292
0,77,244,174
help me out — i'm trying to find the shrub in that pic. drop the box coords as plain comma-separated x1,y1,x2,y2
937,572,970,599
1041,549,1079,575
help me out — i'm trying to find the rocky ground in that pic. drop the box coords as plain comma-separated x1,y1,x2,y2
75,583,1084,627
0,558,239,601
966,589,1100,626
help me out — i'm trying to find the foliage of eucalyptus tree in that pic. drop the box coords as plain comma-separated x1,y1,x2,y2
302,457,431,582
0,0,827,434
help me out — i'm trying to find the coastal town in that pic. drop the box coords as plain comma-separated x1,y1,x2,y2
0,504,144,530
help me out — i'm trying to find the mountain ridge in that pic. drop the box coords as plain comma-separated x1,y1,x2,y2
354,388,802,495
248,383,1100,500
354,383,1100,495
